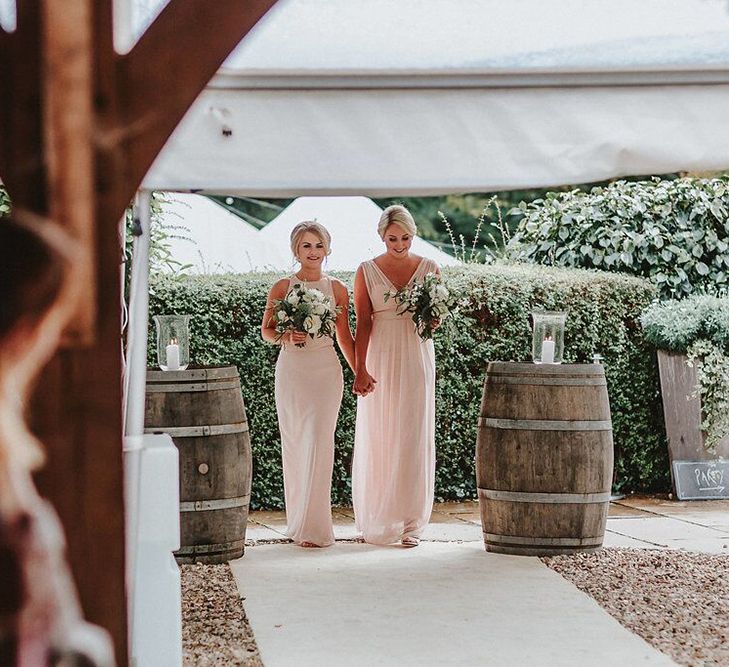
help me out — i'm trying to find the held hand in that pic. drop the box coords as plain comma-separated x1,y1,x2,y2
288,329,308,345
353,369,377,396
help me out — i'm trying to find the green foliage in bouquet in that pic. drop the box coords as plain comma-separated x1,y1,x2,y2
507,177,729,299
149,263,667,509
272,283,340,346
641,294,729,450
384,272,464,341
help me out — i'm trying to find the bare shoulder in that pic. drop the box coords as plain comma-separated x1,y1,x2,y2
329,276,348,290
422,256,440,272
268,278,290,299
330,277,351,298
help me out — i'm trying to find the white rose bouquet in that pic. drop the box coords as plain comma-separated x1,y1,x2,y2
272,283,340,347
385,272,463,341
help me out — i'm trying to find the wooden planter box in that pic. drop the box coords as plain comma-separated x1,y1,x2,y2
657,350,729,499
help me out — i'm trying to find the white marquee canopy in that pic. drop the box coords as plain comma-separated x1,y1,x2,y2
139,0,729,196
259,197,459,271
158,193,288,272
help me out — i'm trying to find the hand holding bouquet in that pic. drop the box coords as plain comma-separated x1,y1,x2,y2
273,283,340,347
385,272,462,341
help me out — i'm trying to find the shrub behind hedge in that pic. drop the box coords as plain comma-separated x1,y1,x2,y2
641,294,729,353
148,263,668,509
508,177,729,299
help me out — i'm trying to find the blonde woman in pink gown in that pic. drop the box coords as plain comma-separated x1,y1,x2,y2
352,205,438,547
262,222,355,547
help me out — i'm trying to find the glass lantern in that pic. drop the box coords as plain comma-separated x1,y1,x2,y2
154,314,191,371
531,311,567,364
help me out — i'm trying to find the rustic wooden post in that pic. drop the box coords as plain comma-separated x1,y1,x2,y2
0,1,278,661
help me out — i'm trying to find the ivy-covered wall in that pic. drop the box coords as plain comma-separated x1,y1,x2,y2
148,263,668,509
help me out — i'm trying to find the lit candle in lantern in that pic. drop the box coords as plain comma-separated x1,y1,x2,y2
541,336,555,364
165,338,181,371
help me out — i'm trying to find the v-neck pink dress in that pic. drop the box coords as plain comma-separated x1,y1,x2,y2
275,276,343,547
352,258,437,544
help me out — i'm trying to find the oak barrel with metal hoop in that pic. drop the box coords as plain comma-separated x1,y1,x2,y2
476,362,613,556
145,365,252,563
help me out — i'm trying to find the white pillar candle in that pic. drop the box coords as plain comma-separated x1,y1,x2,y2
541,338,555,364
165,340,181,371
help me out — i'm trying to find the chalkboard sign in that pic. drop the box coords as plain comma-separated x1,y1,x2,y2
673,460,729,500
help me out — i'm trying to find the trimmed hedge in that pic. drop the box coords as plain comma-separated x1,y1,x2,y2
148,263,669,509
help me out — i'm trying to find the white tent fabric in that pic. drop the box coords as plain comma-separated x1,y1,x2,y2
258,197,459,271
158,193,287,272
140,0,729,195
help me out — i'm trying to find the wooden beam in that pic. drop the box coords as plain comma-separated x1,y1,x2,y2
0,5,45,209
31,2,127,663
0,32,11,181
3,2,281,664
113,0,278,219
41,0,96,345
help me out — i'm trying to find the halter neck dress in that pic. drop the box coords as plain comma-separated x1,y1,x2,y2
352,258,437,544
274,275,343,547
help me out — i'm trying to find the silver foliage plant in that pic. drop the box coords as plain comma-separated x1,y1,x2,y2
507,177,729,299
641,294,729,451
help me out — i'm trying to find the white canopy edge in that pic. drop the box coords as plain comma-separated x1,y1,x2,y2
144,83,729,196
209,68,729,90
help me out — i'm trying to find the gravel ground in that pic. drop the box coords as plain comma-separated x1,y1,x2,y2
543,548,729,667
181,564,262,666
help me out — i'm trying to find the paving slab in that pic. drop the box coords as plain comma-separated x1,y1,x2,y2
230,542,674,667
247,499,729,553
420,520,482,542
657,538,729,554
435,501,481,515
246,524,288,542
609,503,651,518
603,530,667,550
617,497,729,517
608,516,729,553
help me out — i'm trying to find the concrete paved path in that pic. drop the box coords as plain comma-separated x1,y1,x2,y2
246,497,729,553
234,498,728,665
606,497,729,553
230,541,675,667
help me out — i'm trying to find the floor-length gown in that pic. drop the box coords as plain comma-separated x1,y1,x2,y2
275,276,343,547
352,258,436,544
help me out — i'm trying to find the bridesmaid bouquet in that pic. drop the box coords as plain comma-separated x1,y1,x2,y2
273,283,340,347
385,272,463,340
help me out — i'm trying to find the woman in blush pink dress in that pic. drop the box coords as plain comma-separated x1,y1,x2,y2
262,222,355,547
352,205,438,547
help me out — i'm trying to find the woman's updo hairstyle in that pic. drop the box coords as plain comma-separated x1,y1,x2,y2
289,221,332,259
377,205,417,239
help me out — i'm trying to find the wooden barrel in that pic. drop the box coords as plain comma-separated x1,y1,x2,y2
476,362,613,556
144,365,252,564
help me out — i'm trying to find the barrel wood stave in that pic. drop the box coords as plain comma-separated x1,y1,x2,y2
476,362,613,557
145,365,252,564
476,429,613,494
